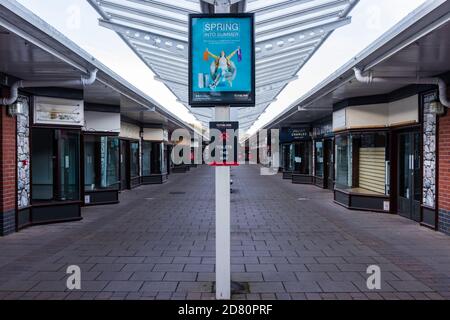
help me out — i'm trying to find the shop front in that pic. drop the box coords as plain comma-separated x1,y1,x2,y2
119,121,141,190
17,95,85,229
141,128,169,184
82,107,120,205
312,119,334,189
332,91,440,228
334,130,390,212
279,127,313,184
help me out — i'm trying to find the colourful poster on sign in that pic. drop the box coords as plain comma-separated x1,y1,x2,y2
189,14,255,107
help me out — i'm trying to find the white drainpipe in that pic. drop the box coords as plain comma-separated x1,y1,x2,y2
353,68,450,107
1,69,98,106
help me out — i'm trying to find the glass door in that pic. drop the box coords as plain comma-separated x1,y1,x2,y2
398,131,421,221
282,144,293,172
31,128,55,201
120,140,128,190
57,131,80,201
294,141,312,175
324,139,334,190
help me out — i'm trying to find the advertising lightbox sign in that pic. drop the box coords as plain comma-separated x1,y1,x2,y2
209,121,239,166
189,14,255,107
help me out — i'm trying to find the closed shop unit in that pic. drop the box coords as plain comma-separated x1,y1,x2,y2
334,131,390,212
119,121,142,190
82,109,120,205
332,90,441,227
83,134,119,205
27,96,84,226
280,127,313,183
141,128,169,184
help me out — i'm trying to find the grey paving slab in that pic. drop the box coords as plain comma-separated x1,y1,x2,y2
0,165,449,300
130,272,165,281
163,272,197,281
387,281,434,292
245,264,276,272
104,281,143,292
317,280,360,293
232,272,263,282
262,272,297,282
96,272,133,281
249,282,285,293
153,264,184,272
284,281,322,293
183,264,214,272
176,282,212,293
141,281,178,292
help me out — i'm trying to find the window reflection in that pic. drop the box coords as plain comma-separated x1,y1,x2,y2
84,135,119,191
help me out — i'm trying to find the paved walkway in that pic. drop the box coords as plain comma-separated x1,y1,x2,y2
0,165,449,300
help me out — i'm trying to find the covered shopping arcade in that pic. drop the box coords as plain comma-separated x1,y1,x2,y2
0,0,449,302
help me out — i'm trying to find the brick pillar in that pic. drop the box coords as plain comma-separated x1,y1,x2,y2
0,100,17,236
438,86,450,235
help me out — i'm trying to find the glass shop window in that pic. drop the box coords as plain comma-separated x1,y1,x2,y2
315,141,324,178
31,128,80,202
84,135,119,191
335,135,352,189
142,141,152,176
130,141,140,178
282,144,294,171
151,142,167,174
335,132,388,194
162,144,168,174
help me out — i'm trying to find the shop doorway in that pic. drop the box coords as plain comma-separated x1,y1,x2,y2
397,131,421,222
324,139,334,190
282,143,294,174
120,139,128,190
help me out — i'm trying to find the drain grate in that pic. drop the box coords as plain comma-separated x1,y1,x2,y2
170,191,186,195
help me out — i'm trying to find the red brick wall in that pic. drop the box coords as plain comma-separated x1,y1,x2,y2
0,104,17,214
439,111,450,209
438,86,450,234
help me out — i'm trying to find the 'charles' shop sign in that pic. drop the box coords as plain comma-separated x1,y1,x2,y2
280,127,311,143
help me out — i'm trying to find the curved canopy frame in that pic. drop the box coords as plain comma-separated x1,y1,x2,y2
88,0,358,131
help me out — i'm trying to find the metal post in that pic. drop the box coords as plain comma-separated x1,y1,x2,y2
215,107,231,300
214,0,231,301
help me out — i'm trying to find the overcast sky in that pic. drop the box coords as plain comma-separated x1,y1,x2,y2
17,0,427,133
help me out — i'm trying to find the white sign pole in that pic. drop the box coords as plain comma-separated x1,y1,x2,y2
214,1,231,301
214,107,231,300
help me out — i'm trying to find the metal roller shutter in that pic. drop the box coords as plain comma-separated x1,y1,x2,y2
359,148,386,194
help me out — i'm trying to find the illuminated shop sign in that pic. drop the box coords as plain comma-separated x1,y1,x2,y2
280,127,311,143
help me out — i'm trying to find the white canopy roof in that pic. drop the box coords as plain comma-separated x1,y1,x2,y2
88,0,358,131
